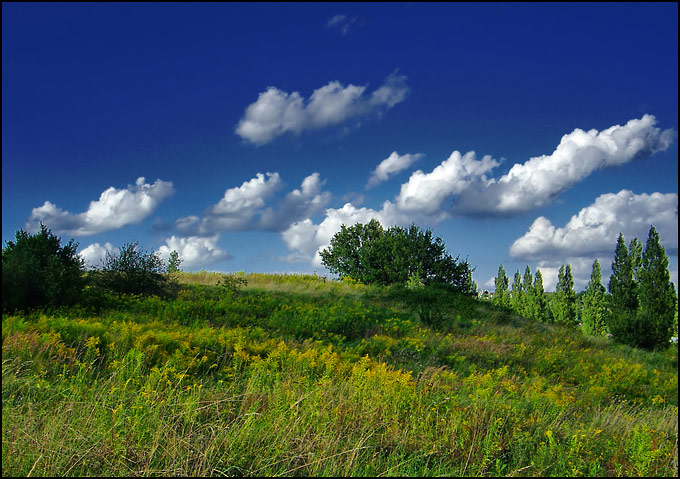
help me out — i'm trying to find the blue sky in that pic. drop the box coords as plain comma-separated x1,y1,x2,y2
3,2,678,292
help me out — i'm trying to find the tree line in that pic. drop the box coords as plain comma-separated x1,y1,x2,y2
491,225,677,350
2,224,184,313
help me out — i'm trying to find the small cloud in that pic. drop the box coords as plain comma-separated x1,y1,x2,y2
326,14,363,35
235,72,409,145
79,242,119,270
366,151,423,189
158,235,231,271
27,177,174,236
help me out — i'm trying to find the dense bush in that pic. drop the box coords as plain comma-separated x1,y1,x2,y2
88,241,171,297
2,224,84,312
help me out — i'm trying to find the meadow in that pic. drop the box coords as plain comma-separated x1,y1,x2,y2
2,272,678,476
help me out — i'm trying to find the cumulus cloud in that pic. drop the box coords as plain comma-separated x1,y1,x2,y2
510,190,678,261
79,242,119,270
235,72,409,145
177,172,331,235
27,177,174,236
281,200,408,265
395,150,500,216
158,235,231,271
366,151,423,188
454,115,676,215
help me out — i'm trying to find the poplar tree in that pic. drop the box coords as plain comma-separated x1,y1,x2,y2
512,270,523,315
523,265,534,319
607,233,638,342
552,264,577,325
581,259,607,335
636,226,677,349
533,269,548,322
493,264,511,309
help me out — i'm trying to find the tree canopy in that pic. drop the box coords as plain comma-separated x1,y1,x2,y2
320,220,475,294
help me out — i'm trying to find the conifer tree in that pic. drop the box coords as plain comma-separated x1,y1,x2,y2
512,270,523,315
581,259,607,335
636,226,677,349
607,233,639,342
552,264,577,325
523,265,534,319
629,237,643,283
533,269,548,322
493,264,511,309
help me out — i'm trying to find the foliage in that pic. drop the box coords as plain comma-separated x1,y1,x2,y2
635,226,677,350
608,233,639,336
581,259,608,336
2,273,677,477
167,250,182,274
551,264,577,326
492,264,511,309
2,224,84,313
319,220,475,293
89,241,169,297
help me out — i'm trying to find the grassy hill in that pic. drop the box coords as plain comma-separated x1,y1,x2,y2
2,272,678,476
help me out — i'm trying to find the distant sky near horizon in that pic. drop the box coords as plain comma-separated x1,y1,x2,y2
3,2,678,292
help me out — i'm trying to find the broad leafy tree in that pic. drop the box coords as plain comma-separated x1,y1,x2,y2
320,220,475,293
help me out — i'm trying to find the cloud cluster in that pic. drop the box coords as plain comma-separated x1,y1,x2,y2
453,114,676,215
366,151,423,189
177,172,331,235
27,177,174,236
158,235,231,271
235,72,409,145
510,190,678,261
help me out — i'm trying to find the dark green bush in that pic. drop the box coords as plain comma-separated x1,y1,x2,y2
2,224,85,313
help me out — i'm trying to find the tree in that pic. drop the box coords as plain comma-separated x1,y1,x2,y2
635,226,677,349
551,264,577,325
92,241,168,296
493,264,511,309
320,221,475,293
581,259,608,336
168,250,183,274
533,269,548,322
522,265,534,318
607,233,639,343
511,270,523,315
2,224,84,312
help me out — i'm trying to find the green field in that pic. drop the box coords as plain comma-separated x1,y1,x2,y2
2,272,678,476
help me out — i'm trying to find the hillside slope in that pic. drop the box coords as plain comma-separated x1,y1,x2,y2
2,273,678,476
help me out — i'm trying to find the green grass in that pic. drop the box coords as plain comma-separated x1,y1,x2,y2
2,272,678,476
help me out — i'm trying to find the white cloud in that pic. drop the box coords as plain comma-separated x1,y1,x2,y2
281,200,407,266
259,173,332,231
366,151,423,188
326,14,363,35
395,150,500,216
79,242,119,270
454,115,676,215
235,72,409,145
177,172,331,235
510,190,678,261
158,235,231,271
27,177,174,236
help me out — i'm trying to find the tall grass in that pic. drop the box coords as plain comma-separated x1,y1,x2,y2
3,274,678,476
